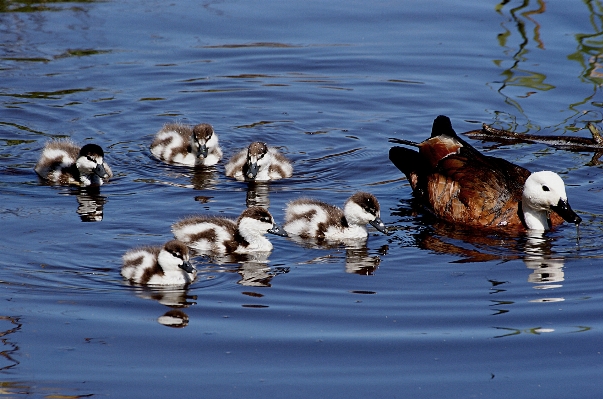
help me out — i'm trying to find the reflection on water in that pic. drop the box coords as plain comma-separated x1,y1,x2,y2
494,0,603,129
523,233,565,291
127,286,197,328
244,182,270,208
0,316,21,371
73,187,107,222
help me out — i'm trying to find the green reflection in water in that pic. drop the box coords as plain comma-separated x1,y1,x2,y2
0,0,96,13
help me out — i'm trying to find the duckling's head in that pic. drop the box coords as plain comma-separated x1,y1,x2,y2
522,171,581,230
192,123,216,159
237,206,288,238
343,192,388,234
76,144,108,180
158,240,194,273
245,142,269,179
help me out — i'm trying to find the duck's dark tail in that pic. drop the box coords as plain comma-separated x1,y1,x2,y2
431,115,457,138
389,146,426,191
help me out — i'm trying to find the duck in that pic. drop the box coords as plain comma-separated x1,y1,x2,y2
171,206,288,253
121,240,196,286
388,115,582,231
225,141,292,181
34,139,112,186
150,122,222,167
283,192,388,240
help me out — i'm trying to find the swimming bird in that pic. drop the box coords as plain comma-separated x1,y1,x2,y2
172,206,288,253
283,192,388,240
150,122,222,166
121,240,196,286
35,139,112,186
225,142,292,181
388,115,582,231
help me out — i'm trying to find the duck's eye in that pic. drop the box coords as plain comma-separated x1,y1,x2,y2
261,217,271,223
86,156,97,163
542,185,550,192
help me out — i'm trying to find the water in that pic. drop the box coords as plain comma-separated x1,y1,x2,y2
1,0,603,397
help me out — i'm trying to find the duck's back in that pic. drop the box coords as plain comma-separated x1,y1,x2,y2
390,117,532,229
284,198,348,238
151,123,193,165
172,215,239,253
35,140,80,184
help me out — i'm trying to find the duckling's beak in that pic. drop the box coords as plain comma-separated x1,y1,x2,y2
179,260,195,273
268,223,288,237
198,143,209,159
246,162,259,180
93,163,108,178
550,198,582,225
369,217,389,234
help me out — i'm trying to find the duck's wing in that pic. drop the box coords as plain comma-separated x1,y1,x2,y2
426,147,531,228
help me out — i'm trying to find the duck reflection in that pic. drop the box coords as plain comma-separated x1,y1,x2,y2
245,181,270,208
523,232,565,289
193,251,288,287
74,187,107,222
392,200,568,287
287,235,383,275
190,166,219,190
130,286,197,328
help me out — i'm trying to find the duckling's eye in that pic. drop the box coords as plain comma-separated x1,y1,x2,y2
86,156,97,163
542,185,550,192
260,216,271,223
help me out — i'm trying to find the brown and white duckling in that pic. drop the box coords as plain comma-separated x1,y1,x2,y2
225,141,292,181
283,192,388,240
172,206,288,254
34,139,112,186
121,240,196,286
389,115,582,231
150,122,222,167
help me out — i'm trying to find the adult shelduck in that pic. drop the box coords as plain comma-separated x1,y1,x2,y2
389,115,582,231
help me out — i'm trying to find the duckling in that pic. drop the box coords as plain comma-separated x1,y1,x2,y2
172,206,288,253
225,141,292,181
150,122,222,166
34,139,112,186
121,240,196,286
283,192,388,240
389,115,582,231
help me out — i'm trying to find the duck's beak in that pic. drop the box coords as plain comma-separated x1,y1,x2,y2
246,161,259,179
268,223,288,237
94,163,108,178
369,217,389,234
179,260,195,273
197,143,208,158
550,198,582,225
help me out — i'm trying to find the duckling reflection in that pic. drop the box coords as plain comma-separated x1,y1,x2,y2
245,181,270,208
287,234,382,275
74,187,107,222
130,286,197,328
190,166,219,191
193,251,286,287
157,309,189,328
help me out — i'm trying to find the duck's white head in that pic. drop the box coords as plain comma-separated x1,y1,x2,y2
191,123,218,159
157,240,195,274
237,206,288,241
343,192,388,234
75,144,109,182
521,171,581,231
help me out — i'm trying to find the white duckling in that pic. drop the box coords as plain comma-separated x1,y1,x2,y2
284,192,388,240
150,122,222,166
34,139,112,186
172,206,288,254
121,240,196,286
225,141,292,181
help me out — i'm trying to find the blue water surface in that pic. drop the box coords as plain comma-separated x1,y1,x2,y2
1,0,602,397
